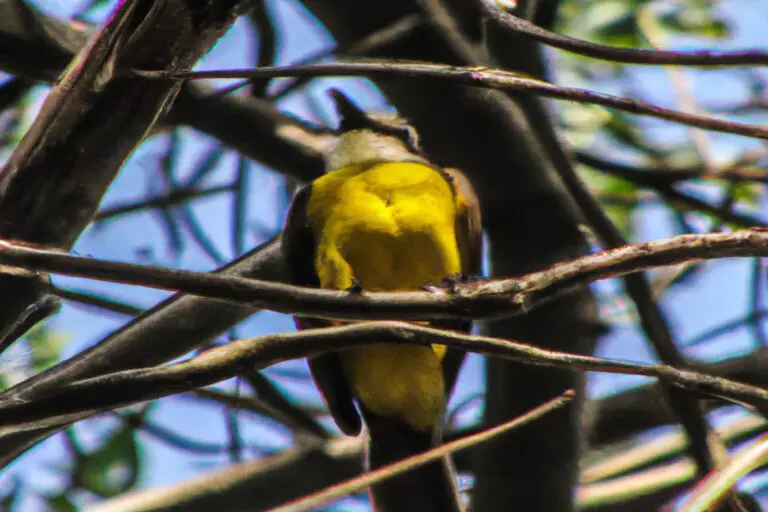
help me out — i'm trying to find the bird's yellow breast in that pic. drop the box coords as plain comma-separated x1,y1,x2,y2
307,162,461,431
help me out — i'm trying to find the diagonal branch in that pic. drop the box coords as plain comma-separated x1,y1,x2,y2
0,238,284,468
2,322,767,430
272,391,574,512
479,0,768,67
0,0,257,360
79,390,768,512
538,143,727,479
145,62,768,140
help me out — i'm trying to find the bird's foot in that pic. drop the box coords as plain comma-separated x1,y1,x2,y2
346,280,364,294
422,274,470,294
441,273,470,293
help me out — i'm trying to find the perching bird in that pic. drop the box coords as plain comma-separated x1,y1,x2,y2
281,89,481,512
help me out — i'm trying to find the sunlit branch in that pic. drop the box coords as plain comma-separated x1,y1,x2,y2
2,231,768,321
273,391,574,512
0,322,767,430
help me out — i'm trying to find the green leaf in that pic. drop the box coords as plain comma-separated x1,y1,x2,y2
74,423,142,498
595,12,641,47
44,493,78,512
25,326,68,374
731,182,764,207
657,6,729,39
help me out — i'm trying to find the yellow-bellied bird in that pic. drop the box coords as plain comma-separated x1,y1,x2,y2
282,90,481,512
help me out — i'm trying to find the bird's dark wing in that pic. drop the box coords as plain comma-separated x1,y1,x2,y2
447,167,483,280
281,184,362,436
439,167,483,399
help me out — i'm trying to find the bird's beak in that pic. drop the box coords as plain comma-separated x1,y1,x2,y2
328,88,369,131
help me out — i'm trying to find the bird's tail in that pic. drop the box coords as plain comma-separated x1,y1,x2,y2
364,410,463,512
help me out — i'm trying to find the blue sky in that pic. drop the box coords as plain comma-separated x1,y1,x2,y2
2,0,768,510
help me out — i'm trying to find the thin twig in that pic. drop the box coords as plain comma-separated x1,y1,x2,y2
577,153,766,228
46,284,144,317
678,433,768,512
574,152,768,185
685,310,768,348
479,0,768,67
116,410,236,455
0,295,60,354
133,61,768,140
272,391,575,512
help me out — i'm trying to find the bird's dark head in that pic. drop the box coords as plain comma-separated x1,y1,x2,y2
327,89,424,169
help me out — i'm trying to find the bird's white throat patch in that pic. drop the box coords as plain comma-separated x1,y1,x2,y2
327,130,428,171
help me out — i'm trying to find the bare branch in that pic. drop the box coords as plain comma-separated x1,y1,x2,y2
0,0,256,360
479,0,768,67
273,391,574,512
678,433,768,511
2,322,768,430
86,437,363,512
575,152,768,185
80,405,768,512
44,283,144,317
576,153,766,228
0,238,284,468
2,231,768,321
94,184,235,222
0,3,331,184
584,414,767,485
143,62,768,140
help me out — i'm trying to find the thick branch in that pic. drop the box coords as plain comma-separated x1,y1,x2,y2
0,238,284,467
1,230,768,321
0,0,255,358
2,322,768,430
0,1,331,184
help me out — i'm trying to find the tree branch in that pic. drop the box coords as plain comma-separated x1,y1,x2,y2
2,231,768,322
576,153,766,228
0,1,331,184
0,0,256,361
147,62,768,140
479,0,768,67
79,395,768,512
0,238,285,467
3,322,768,431
85,437,363,512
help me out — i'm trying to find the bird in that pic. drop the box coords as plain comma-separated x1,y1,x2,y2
281,88,481,512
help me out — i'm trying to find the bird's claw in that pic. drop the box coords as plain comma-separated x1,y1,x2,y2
422,274,470,294
442,273,469,293
346,280,364,294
